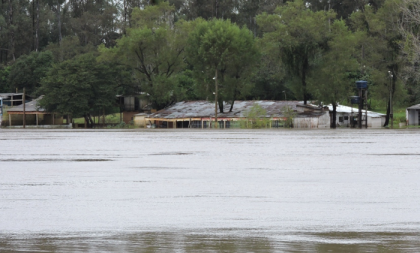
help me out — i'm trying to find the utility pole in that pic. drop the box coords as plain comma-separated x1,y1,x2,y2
23,88,26,128
214,69,218,128
388,71,393,129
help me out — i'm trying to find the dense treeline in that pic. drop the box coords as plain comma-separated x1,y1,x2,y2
0,0,419,127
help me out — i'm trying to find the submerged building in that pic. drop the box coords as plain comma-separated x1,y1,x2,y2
140,100,330,129
327,104,386,128
406,104,420,126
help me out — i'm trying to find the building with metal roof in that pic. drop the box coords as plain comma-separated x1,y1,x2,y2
142,100,330,129
406,104,420,126
327,104,386,128
4,96,63,127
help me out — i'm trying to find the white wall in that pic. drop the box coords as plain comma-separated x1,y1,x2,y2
407,109,419,125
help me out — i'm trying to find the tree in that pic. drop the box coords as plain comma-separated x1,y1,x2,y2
39,53,118,128
0,65,10,93
241,103,270,128
8,50,53,95
399,0,420,104
349,0,406,126
310,20,360,128
187,18,258,115
257,0,335,104
99,2,190,109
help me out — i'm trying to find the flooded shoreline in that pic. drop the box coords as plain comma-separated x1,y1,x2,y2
1,129,420,251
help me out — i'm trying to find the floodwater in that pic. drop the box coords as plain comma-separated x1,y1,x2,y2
1,129,420,252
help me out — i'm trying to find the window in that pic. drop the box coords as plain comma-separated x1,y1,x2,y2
339,117,344,123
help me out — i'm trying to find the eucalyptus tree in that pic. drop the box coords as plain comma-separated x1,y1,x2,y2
309,20,360,128
187,18,258,115
99,2,191,109
349,0,405,126
399,0,420,104
257,0,335,104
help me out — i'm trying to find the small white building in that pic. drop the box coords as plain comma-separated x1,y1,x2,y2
406,104,420,126
327,104,386,128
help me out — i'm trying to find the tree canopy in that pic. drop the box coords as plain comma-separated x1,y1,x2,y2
0,0,419,128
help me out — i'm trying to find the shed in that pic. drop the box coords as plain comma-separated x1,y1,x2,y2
406,104,420,126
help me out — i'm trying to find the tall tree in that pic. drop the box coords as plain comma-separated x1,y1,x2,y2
399,0,420,104
8,50,53,95
187,18,258,113
310,20,360,128
257,0,335,104
99,2,190,109
39,53,118,128
350,0,405,126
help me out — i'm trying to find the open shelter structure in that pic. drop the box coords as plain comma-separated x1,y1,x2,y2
5,96,63,127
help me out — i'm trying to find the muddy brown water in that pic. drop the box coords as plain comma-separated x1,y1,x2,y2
1,129,420,252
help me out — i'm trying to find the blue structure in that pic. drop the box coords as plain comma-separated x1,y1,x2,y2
355,80,368,128
0,97,3,119
356,80,368,89
350,96,360,104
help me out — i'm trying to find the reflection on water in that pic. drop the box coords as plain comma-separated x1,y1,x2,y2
1,129,420,252
2,231,420,252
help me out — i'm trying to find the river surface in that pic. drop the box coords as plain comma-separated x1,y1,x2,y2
1,129,420,252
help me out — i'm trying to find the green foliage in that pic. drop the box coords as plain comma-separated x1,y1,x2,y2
187,18,259,112
39,53,118,125
99,2,190,109
240,103,270,128
8,51,53,95
0,65,10,93
257,0,336,104
309,20,360,121
281,105,297,128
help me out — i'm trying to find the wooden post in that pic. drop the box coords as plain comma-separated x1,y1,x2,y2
52,113,55,125
201,119,203,129
36,114,38,126
23,88,26,128
9,114,11,126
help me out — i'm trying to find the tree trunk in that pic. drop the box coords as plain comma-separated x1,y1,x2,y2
215,0,219,18
384,99,390,127
35,0,39,52
229,100,235,112
57,1,62,44
123,0,127,35
302,56,309,105
56,1,63,61
8,0,15,61
218,97,223,113
332,103,337,128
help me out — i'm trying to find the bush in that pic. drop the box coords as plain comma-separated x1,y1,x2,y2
240,103,270,129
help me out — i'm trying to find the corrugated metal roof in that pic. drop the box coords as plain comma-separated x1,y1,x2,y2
407,104,420,110
0,93,23,99
7,96,45,112
147,100,325,119
327,104,385,118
